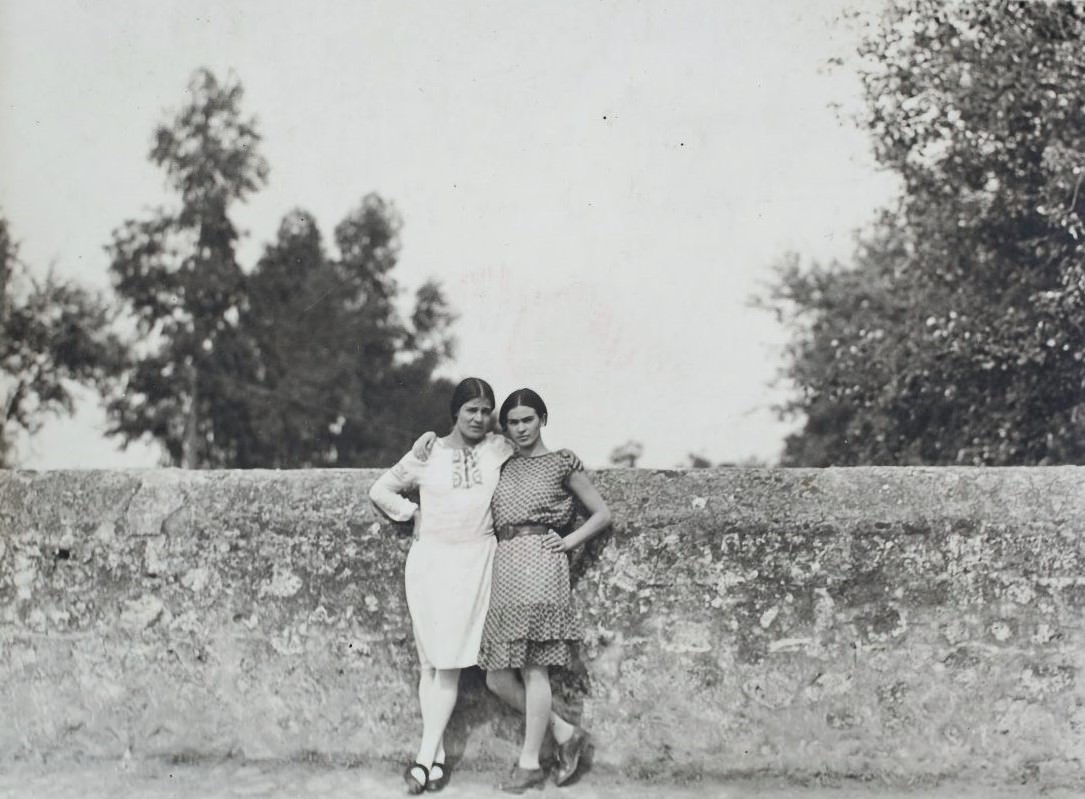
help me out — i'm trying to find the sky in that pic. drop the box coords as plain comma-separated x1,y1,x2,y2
0,0,897,470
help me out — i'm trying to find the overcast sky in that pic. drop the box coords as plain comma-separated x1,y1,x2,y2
0,0,896,469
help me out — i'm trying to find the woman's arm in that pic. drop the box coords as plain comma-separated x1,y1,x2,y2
556,470,611,552
489,431,516,463
369,457,422,523
412,431,438,461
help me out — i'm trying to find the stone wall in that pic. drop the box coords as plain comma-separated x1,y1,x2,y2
1,467,1083,785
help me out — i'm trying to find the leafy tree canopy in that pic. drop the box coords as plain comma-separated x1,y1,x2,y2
226,201,457,468
108,69,456,467
767,0,1085,465
0,214,125,466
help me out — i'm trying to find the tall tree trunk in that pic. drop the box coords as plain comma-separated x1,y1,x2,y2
182,364,198,468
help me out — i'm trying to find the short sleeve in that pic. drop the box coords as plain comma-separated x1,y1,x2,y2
558,449,584,483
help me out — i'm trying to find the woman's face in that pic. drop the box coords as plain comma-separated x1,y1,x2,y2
505,405,544,450
455,397,494,444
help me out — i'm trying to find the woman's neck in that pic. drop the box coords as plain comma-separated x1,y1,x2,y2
446,428,484,449
517,438,549,458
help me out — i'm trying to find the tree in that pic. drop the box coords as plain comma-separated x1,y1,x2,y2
221,200,457,468
322,196,457,466
107,68,459,468
107,68,268,467
609,440,643,467
0,214,125,465
766,0,1085,466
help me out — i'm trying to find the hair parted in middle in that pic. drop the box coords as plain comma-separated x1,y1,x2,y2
498,387,548,428
449,377,496,422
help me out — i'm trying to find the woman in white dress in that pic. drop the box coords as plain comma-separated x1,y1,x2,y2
369,377,514,794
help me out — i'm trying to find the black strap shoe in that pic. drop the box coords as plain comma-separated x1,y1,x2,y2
403,763,429,795
426,761,451,792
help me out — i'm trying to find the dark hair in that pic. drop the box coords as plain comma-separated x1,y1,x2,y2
499,388,548,428
450,377,496,421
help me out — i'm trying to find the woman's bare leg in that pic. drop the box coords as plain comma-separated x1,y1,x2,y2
415,667,460,768
486,668,576,746
416,665,435,751
518,666,552,769
548,702,575,745
485,668,525,712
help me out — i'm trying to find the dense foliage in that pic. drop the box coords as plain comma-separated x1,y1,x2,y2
768,0,1085,465
0,215,124,466
108,69,456,467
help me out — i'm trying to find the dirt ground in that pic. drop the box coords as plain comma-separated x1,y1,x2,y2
0,758,1080,799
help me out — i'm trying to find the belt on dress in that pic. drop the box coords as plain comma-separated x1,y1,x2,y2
497,523,550,541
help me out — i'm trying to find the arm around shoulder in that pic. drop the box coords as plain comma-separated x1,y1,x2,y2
486,431,516,462
411,431,438,461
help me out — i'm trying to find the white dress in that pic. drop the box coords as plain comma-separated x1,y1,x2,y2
369,433,514,669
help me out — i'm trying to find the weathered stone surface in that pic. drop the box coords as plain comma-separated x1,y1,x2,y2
1,467,1083,786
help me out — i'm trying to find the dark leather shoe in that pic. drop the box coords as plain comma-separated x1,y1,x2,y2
425,761,451,792
403,763,428,795
499,765,547,793
553,726,589,785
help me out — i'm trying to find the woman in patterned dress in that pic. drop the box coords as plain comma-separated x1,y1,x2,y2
482,388,611,793
369,377,514,795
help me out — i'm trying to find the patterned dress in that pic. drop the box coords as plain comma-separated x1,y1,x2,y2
369,433,514,669
478,449,584,670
